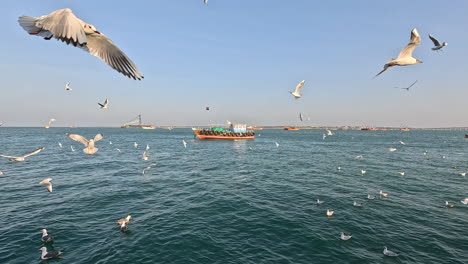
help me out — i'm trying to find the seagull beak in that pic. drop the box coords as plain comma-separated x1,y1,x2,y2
94,31,101,34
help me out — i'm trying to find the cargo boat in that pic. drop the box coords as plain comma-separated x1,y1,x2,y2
284,127,300,131
193,123,255,140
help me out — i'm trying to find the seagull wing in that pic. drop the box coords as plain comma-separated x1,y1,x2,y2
93,134,104,142
397,28,421,59
98,103,104,107
18,8,87,46
299,113,303,121
0,155,19,159
66,133,89,146
22,147,45,158
428,34,441,47
407,80,418,88
374,64,392,77
104,99,109,106
294,80,305,93
80,33,143,80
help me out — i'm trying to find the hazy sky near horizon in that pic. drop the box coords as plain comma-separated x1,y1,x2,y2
1,0,467,127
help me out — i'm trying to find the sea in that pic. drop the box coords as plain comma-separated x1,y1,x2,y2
0,128,467,264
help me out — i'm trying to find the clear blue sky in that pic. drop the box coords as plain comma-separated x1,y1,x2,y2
1,0,467,127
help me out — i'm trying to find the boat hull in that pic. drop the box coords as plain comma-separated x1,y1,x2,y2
193,129,254,140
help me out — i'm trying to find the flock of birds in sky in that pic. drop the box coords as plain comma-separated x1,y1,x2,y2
1,2,459,261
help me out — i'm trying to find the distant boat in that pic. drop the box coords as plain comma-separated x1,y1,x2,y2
193,123,255,140
121,115,156,129
360,127,377,131
400,128,411,131
284,127,300,131
465,134,468,138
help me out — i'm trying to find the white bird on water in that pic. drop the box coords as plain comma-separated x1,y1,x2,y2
142,163,156,175
361,170,367,175
134,142,138,148
445,201,455,208
460,198,468,205
355,155,363,160
275,142,279,148
116,148,121,153
399,172,405,176
65,133,103,155
182,140,187,148
399,140,406,145
326,209,334,217
367,194,376,200
142,151,149,161
388,148,397,152
383,247,399,257
40,229,54,243
58,142,62,148
290,80,305,99
340,232,352,240
459,172,466,176
70,145,75,152
316,199,325,205
353,201,363,207
375,28,422,77
65,82,71,90
109,141,113,145
322,134,327,140
18,8,144,80
39,247,64,260
145,144,150,151
326,129,333,136
117,215,132,232
98,99,109,109
39,178,53,192
379,190,389,197
0,147,45,162
429,34,448,51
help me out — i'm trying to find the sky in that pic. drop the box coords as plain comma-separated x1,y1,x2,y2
1,0,467,128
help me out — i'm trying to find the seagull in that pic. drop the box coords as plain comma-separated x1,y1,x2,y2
459,172,466,176
388,148,397,152
367,194,376,200
145,144,150,151
375,28,422,77
116,148,121,153
383,247,399,257
117,215,131,232
337,167,341,171
275,142,279,148
98,99,109,109
355,155,363,159
182,140,187,148
460,198,468,205
0,171,3,176
142,151,148,161
134,142,138,148
39,247,64,260
361,170,367,175
423,151,428,156
379,190,389,197
204,0,208,3
65,82,71,90
0,147,45,162
340,232,352,240
39,178,53,192
399,172,405,176
326,129,334,136
290,80,305,99
316,199,325,205
299,113,304,122
18,8,143,80
70,145,75,152
58,142,62,148
395,80,417,91
40,229,54,243
109,141,113,145
429,34,448,51
322,134,327,140
399,140,406,145
326,210,334,217
142,163,156,175
353,201,363,207
445,201,455,208
65,133,103,155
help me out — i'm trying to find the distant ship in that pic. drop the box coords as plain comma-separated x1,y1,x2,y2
400,128,411,131
360,127,378,131
193,123,255,140
121,115,156,129
284,127,300,131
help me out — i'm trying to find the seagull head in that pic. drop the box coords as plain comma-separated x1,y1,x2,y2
39,247,47,251
84,24,100,34
442,42,448,46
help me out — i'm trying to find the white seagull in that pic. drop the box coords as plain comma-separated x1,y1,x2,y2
142,163,156,175
375,28,422,77
399,172,405,176
388,148,397,152
18,8,144,80
40,229,54,243
340,232,352,240
459,172,466,176
117,215,132,232
0,147,45,162
460,198,468,205
65,133,103,155
399,140,406,145
326,129,333,136
355,155,363,160
98,99,109,109
39,178,53,192
429,34,448,51
379,190,389,197
142,151,148,161
322,134,327,140
361,170,367,175
182,140,187,148
204,0,208,3
275,142,279,148
145,144,150,151
65,82,71,90
39,247,64,260
367,194,376,200
134,142,138,148
58,142,62,148
290,80,305,99
383,247,399,257
109,141,113,145
316,199,325,205
326,209,334,217
70,145,75,152
445,201,455,208
353,201,363,207
116,148,121,153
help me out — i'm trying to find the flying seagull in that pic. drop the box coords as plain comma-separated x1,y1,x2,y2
142,151,148,160
395,80,418,91
134,142,138,148
375,28,422,77
275,142,280,148
145,144,150,151
0,147,45,162
65,133,103,155
18,8,143,80
429,34,448,51
290,80,305,99
340,232,352,241
182,140,187,148
204,0,208,3
39,247,64,260
299,113,303,122
383,247,399,257
58,142,62,148
326,129,333,136
70,145,75,152
40,229,54,243
98,99,109,109
65,82,71,90
39,178,53,192
142,163,156,175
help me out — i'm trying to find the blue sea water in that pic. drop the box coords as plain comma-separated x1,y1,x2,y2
0,128,467,263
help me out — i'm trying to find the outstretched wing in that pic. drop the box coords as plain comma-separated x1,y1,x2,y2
0,154,18,159
23,147,45,158
93,134,104,142
66,133,89,146
81,33,143,80
294,80,305,93
428,34,440,47
18,8,87,46
397,28,421,59
374,64,392,77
